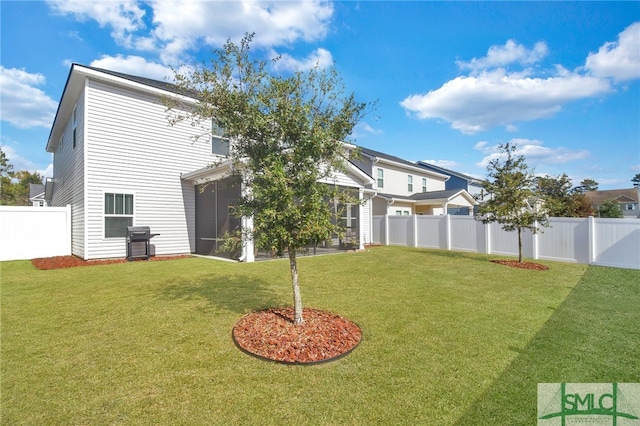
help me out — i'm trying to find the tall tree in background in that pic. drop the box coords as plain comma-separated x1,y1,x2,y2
535,174,595,217
574,178,599,193
535,174,576,217
632,173,640,188
0,147,44,206
166,34,369,325
477,143,549,263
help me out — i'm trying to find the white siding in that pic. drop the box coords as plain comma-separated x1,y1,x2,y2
51,85,86,258
83,80,216,259
375,164,445,196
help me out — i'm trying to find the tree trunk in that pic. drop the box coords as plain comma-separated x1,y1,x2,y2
288,248,304,325
517,228,523,263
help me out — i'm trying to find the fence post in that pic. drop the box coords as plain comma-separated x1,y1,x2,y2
532,220,539,260
384,214,389,246
65,204,72,255
445,214,451,251
484,221,491,254
588,216,595,265
413,214,418,248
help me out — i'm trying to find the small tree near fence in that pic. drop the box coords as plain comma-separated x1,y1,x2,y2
166,34,369,325
476,143,549,263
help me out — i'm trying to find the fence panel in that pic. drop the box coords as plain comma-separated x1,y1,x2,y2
538,218,589,263
450,216,485,253
0,205,72,261
371,215,385,244
593,218,640,269
488,222,519,256
372,214,640,269
387,216,413,246
416,215,446,249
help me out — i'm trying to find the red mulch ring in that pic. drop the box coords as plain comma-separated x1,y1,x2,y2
32,255,190,270
232,307,362,364
491,259,549,270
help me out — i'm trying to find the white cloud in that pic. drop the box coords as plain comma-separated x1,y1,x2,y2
0,144,51,178
401,68,611,134
51,1,334,64
271,48,333,72
474,138,590,169
420,159,460,170
89,55,177,81
401,25,640,134
0,67,58,129
357,122,383,136
457,40,549,72
47,0,146,47
585,22,640,82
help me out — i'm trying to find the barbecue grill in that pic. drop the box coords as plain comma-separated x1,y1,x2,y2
126,226,160,261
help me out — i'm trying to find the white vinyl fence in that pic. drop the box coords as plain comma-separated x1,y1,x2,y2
0,205,72,261
372,215,640,270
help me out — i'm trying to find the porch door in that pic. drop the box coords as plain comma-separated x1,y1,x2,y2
195,178,241,258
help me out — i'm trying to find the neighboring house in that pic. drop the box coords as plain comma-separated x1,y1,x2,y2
29,183,47,207
585,189,640,219
416,161,487,201
45,64,476,261
352,147,477,217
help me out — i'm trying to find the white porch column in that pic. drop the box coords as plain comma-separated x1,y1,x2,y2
240,181,255,263
241,216,255,263
358,188,365,250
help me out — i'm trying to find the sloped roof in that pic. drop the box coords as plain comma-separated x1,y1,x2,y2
585,188,639,205
29,183,45,199
357,146,449,180
83,65,198,98
409,189,469,201
372,188,477,205
359,146,419,169
417,161,485,185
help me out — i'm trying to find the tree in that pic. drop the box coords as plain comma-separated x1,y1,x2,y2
167,34,369,325
535,174,595,217
632,173,640,188
574,178,599,193
477,143,549,262
598,200,623,218
14,170,45,205
535,174,576,217
0,147,14,205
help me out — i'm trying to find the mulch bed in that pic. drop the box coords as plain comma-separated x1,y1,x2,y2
232,307,362,364
32,255,190,270
491,259,549,270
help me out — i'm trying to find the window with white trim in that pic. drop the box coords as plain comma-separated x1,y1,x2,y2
408,175,413,192
212,120,230,156
104,193,133,238
422,178,427,192
377,168,384,188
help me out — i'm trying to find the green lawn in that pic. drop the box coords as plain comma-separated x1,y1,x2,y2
1,247,638,425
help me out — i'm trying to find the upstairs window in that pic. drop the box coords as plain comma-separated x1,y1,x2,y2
422,178,427,192
408,175,413,192
377,168,384,188
104,193,133,238
212,121,230,156
72,106,77,149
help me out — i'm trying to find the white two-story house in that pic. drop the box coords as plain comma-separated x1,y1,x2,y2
45,64,476,261
352,147,477,217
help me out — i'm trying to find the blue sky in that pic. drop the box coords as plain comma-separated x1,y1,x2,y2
1,1,639,190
